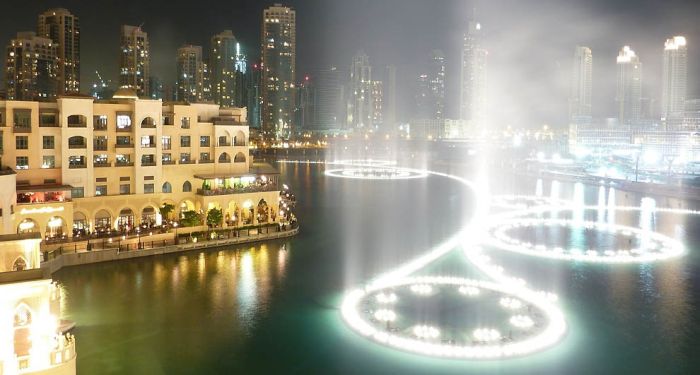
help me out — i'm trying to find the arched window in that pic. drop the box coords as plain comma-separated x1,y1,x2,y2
12,257,27,271
162,182,172,193
183,181,192,192
68,136,87,148
234,152,246,163
141,117,156,128
234,130,246,146
218,153,231,163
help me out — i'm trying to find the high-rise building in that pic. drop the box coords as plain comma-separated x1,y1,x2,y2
210,30,238,107
416,50,446,120
347,51,372,130
295,75,315,131
661,36,688,122
246,62,263,129
370,80,383,129
148,76,164,100
569,46,593,123
5,32,59,100
460,20,488,127
233,42,248,107
616,46,642,125
261,4,296,140
37,8,80,95
177,45,206,103
119,25,150,97
383,65,397,131
314,66,344,131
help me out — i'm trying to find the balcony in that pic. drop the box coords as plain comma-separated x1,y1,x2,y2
116,126,133,132
94,161,111,168
116,143,134,148
141,161,157,167
68,163,87,169
69,143,87,149
13,125,32,133
94,144,108,151
67,115,87,128
94,123,108,131
162,160,176,165
67,122,87,128
115,161,135,167
217,142,232,147
141,143,156,148
196,184,279,196
179,159,195,165
199,159,214,164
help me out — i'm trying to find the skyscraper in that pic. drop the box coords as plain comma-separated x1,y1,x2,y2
370,80,384,129
176,45,205,103
119,25,150,97
569,46,593,123
246,62,263,129
210,30,238,107
460,20,487,127
38,8,80,95
347,51,372,130
616,46,642,125
417,50,446,120
661,36,687,122
295,76,315,130
315,66,344,131
261,4,296,140
383,65,397,131
5,32,59,100
233,42,248,107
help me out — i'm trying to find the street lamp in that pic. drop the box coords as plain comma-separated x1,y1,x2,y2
173,222,179,245
136,227,141,249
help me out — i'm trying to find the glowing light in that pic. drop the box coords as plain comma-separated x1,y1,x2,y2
458,285,480,296
510,315,535,329
374,309,396,322
413,325,440,339
473,328,501,342
375,292,398,304
20,206,65,215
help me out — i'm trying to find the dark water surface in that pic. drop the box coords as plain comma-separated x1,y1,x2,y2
54,162,700,374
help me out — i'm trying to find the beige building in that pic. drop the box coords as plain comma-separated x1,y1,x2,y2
0,89,283,240
0,233,76,375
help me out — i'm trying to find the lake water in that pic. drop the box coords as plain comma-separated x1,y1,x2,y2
55,160,700,374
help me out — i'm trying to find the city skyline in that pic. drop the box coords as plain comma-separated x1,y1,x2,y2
0,0,699,128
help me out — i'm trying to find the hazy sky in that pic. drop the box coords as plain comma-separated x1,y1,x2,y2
1,0,698,128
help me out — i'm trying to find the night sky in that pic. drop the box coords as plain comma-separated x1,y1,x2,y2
2,0,699,127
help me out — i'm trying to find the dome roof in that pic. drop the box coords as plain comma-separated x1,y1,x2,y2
112,87,138,100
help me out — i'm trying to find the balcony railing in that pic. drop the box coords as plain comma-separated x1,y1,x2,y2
141,143,156,148
94,144,108,151
179,159,195,165
162,160,176,165
141,161,157,167
116,127,133,132
94,162,111,168
68,163,87,169
94,124,108,131
68,143,87,149
218,142,231,147
199,159,214,164
116,143,134,148
196,184,279,196
13,125,31,133
67,122,87,128
115,161,134,167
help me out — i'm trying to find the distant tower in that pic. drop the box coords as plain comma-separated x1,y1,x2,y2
661,36,687,122
460,17,487,128
210,30,238,107
315,66,344,131
616,46,642,125
569,46,593,123
38,8,80,94
176,45,205,103
383,65,397,131
370,80,383,129
261,4,296,140
246,61,263,129
417,50,446,120
347,51,372,129
119,25,150,97
5,32,59,100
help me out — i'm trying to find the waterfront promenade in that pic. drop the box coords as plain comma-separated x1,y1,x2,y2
42,224,299,274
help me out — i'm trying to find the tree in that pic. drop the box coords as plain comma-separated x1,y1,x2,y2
181,210,201,227
159,203,175,221
207,208,223,228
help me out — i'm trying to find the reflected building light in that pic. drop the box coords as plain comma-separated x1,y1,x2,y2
607,188,617,224
550,181,561,219
238,251,257,329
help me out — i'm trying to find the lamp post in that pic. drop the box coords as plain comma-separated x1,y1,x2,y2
136,227,141,249
173,222,179,245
